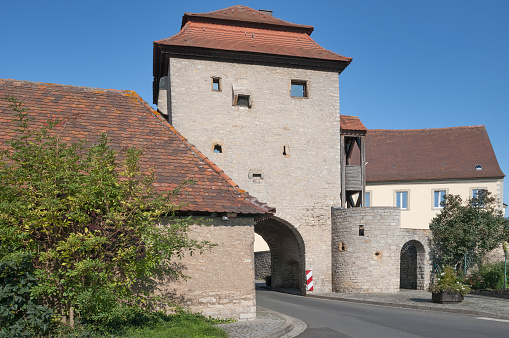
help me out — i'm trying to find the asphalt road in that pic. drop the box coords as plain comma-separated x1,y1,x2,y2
256,288,509,338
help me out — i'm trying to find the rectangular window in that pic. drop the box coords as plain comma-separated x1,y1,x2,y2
433,190,446,208
472,189,486,199
236,94,250,107
472,188,487,207
365,191,371,207
291,80,308,98
396,191,408,210
211,77,221,91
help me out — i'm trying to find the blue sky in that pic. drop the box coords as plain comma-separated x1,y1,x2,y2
2,0,508,211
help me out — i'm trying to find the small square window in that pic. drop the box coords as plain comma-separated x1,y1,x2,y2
291,80,308,98
396,191,408,210
212,77,221,91
236,94,250,107
213,144,222,153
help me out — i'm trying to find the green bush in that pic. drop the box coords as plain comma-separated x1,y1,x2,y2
0,252,53,337
467,262,507,290
0,98,213,331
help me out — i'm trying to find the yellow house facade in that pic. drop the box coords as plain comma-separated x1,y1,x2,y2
364,126,505,229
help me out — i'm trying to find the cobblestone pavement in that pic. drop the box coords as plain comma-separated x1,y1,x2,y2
217,307,307,338
311,289,509,319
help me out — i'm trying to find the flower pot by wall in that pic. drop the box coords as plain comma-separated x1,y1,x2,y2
432,291,464,303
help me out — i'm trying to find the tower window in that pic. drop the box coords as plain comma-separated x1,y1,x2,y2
291,80,308,98
212,77,221,91
236,94,250,107
213,144,222,153
359,225,365,236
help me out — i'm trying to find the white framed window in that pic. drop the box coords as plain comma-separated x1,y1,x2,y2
471,188,487,207
472,188,487,199
364,191,371,207
395,191,409,210
433,190,447,209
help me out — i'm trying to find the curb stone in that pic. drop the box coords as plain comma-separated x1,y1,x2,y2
217,307,307,338
306,293,509,320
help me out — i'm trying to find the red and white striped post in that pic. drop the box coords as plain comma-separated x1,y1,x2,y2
306,269,313,291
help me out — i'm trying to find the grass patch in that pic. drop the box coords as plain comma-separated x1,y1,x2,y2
120,312,227,338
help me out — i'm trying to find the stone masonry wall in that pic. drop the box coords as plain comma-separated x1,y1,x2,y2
160,217,256,320
254,251,271,280
166,58,342,292
331,207,431,293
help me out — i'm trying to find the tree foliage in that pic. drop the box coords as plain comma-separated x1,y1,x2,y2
0,98,211,332
429,192,509,270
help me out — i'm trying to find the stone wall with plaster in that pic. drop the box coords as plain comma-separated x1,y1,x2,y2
160,217,256,320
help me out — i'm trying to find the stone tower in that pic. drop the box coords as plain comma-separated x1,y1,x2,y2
153,6,351,293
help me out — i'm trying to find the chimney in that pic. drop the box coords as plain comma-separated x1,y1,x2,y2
258,9,273,16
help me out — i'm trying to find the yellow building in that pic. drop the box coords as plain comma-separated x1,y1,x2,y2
364,126,505,229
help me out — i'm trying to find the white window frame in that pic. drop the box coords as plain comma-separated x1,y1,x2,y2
432,189,447,209
395,190,409,210
471,188,488,207
471,188,487,199
364,191,371,207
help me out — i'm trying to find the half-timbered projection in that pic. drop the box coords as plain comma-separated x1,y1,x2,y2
340,115,367,208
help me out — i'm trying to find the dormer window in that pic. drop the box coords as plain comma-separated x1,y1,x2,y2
475,164,482,171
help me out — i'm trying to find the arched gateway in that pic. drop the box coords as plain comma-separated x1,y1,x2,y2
255,216,306,295
400,240,427,290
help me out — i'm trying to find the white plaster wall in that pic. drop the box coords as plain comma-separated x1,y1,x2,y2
367,178,504,229
167,58,342,292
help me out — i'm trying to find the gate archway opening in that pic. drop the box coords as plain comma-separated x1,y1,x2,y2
400,240,426,290
255,215,306,295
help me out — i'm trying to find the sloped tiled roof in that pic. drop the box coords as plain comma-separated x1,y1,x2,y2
0,79,271,215
155,5,351,63
340,115,367,132
181,6,314,34
364,126,505,182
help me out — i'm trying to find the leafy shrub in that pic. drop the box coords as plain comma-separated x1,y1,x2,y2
467,262,507,290
0,252,53,337
0,98,213,328
428,265,471,295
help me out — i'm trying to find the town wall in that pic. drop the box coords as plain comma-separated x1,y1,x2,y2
331,207,431,293
160,217,256,320
254,251,271,280
166,58,342,292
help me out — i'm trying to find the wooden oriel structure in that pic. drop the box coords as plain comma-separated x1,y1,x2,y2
340,115,367,208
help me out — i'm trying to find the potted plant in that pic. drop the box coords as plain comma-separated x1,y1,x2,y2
428,266,471,303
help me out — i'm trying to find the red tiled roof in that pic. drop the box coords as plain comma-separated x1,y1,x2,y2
0,79,272,215
340,115,367,132
182,6,314,34
364,126,505,182
155,6,351,63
